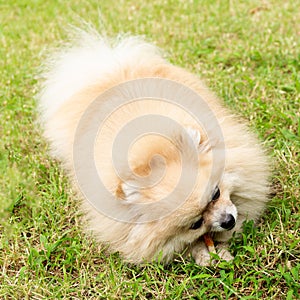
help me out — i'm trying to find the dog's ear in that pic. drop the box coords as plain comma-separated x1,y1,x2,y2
117,181,141,202
184,126,212,153
185,127,201,146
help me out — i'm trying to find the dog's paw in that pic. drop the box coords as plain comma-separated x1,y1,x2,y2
191,241,211,266
216,243,234,262
194,250,211,266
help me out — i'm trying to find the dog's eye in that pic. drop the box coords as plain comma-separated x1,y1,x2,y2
190,217,203,230
211,186,220,202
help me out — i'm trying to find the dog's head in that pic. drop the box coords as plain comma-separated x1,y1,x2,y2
114,127,237,263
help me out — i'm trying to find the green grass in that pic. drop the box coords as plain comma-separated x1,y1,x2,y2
1,0,299,298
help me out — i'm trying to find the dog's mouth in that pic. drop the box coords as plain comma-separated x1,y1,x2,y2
203,233,216,253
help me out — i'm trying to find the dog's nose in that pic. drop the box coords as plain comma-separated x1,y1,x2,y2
220,214,236,230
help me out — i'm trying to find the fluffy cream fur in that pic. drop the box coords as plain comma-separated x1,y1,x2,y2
38,29,270,266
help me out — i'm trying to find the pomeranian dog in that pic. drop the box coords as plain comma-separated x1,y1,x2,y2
38,28,270,266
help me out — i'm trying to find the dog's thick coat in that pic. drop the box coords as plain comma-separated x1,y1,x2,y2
38,30,269,265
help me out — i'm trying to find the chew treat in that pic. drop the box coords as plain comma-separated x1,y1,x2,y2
203,233,216,254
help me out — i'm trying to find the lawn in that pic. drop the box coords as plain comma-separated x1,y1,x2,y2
0,0,299,299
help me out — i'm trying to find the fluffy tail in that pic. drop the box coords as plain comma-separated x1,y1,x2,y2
37,29,165,122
